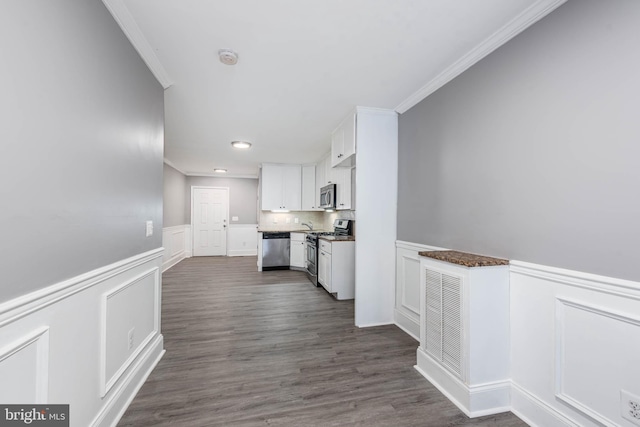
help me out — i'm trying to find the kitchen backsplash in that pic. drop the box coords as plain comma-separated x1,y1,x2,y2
259,211,325,231
258,210,355,233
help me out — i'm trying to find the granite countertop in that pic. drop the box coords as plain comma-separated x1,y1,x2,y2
319,236,355,242
418,250,508,267
258,229,327,233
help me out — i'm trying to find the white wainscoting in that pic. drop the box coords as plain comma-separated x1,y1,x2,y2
394,241,447,340
397,241,640,427
162,224,191,271
227,224,258,257
510,260,640,427
0,248,165,427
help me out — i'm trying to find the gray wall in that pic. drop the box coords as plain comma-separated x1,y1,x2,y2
397,0,640,281
163,164,187,227
0,1,164,302
186,177,258,224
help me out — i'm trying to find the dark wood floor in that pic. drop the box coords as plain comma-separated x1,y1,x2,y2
118,256,527,427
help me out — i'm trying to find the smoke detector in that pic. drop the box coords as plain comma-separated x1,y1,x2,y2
218,49,238,65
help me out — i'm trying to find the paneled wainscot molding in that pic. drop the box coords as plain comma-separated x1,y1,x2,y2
396,242,640,427
0,248,165,427
395,241,448,340
162,225,191,272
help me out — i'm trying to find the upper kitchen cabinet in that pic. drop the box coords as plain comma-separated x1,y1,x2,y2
301,165,321,211
261,163,301,211
333,167,352,210
331,111,356,168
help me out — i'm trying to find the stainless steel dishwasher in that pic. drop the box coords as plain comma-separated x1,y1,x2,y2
261,232,290,270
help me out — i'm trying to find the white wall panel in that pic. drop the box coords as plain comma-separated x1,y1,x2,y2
162,225,191,272
0,328,49,404
510,261,640,427
395,241,448,340
102,269,159,396
228,224,258,257
0,249,164,427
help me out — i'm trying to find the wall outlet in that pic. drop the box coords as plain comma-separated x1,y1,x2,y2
294,218,299,224
128,327,135,350
621,390,640,425
145,220,153,237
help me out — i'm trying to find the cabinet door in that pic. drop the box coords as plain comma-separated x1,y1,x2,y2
342,113,356,160
334,167,352,210
331,113,356,168
281,165,301,210
331,124,345,167
290,239,305,268
318,249,326,286
318,250,332,292
301,165,318,210
315,158,325,208
325,154,334,184
261,164,284,210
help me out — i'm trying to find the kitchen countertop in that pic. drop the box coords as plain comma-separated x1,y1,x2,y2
319,236,355,242
418,250,508,267
258,229,329,233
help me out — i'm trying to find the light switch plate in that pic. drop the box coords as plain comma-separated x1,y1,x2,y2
232,216,239,222
145,220,153,237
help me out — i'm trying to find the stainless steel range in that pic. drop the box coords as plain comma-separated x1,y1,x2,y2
305,219,353,285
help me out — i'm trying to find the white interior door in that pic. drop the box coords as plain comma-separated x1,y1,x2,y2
192,187,228,256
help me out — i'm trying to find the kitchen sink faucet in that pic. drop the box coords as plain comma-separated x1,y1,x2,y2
301,221,313,230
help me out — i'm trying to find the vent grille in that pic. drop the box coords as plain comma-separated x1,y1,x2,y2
423,268,462,378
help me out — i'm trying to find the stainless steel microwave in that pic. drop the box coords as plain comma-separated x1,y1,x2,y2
319,184,336,209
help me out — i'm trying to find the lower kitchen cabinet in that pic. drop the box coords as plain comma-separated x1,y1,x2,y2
317,238,354,300
290,232,306,269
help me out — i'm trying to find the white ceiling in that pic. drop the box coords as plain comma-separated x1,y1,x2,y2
104,0,565,177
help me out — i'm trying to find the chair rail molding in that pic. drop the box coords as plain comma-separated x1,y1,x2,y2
0,248,165,427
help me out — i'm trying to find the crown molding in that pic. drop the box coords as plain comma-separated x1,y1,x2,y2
163,158,187,175
102,0,173,89
395,0,566,114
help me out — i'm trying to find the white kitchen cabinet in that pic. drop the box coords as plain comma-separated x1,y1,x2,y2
257,232,263,271
301,165,320,211
417,252,510,417
333,167,352,210
317,238,354,300
331,112,356,168
290,232,306,269
318,246,332,292
315,154,335,207
261,163,301,211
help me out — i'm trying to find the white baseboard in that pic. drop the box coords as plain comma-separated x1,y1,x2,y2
91,336,165,427
393,309,419,341
510,382,579,427
227,249,258,257
415,348,510,418
0,248,164,427
355,321,394,328
162,224,190,272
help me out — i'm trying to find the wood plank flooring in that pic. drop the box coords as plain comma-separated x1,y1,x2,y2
118,256,527,427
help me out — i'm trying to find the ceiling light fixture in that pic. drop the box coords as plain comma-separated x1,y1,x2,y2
231,140,252,149
213,168,227,173
218,49,238,65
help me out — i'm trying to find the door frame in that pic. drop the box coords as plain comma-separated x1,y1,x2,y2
190,186,230,256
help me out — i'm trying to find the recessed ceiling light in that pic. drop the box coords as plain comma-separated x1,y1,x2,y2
213,168,227,173
218,49,238,65
231,140,252,149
